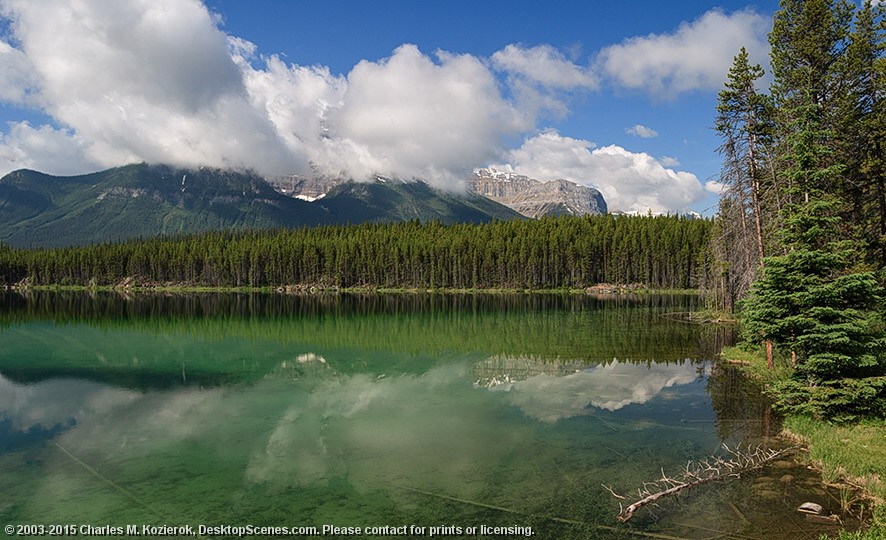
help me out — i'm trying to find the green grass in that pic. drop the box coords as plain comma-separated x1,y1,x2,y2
719,345,793,384
783,416,885,502
783,416,886,539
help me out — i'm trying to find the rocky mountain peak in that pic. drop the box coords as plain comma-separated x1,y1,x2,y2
268,168,608,219
467,168,607,218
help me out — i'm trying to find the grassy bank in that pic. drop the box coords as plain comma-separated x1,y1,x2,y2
722,346,886,538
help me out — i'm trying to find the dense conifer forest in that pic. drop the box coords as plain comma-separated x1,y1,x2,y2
0,214,711,290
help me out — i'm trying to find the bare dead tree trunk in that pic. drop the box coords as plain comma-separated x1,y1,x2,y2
748,131,766,268
876,173,886,268
605,444,795,522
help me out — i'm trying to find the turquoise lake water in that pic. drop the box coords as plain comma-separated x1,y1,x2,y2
0,292,860,539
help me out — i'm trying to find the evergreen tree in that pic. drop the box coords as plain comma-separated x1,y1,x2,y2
742,198,884,380
769,0,854,201
714,47,775,309
836,0,886,265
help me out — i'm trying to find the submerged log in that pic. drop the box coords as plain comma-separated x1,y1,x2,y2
605,444,796,522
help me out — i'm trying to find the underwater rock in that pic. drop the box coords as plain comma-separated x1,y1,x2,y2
757,489,782,501
805,514,841,525
797,502,823,514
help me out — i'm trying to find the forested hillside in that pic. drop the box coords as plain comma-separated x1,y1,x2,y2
0,164,523,247
0,214,710,290
0,164,331,247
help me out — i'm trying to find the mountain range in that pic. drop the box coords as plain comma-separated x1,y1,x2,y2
0,163,607,248
0,164,523,247
273,168,608,219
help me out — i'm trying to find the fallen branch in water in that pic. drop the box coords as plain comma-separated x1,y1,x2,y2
660,311,738,325
604,444,795,522
722,359,752,366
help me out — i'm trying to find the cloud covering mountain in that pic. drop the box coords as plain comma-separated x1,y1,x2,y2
488,130,705,214
0,0,770,213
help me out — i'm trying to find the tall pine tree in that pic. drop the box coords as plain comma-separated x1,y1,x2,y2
714,47,774,310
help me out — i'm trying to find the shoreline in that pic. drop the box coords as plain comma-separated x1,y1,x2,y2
720,346,885,538
4,284,702,295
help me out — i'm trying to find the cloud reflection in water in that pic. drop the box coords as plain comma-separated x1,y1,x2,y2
478,359,703,422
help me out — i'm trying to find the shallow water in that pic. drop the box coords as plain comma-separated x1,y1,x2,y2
0,292,862,539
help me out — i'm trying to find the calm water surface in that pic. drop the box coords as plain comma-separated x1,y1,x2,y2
0,292,860,539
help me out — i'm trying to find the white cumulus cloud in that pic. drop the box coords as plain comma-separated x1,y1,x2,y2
0,38,38,105
0,0,303,177
0,0,532,186
704,180,728,195
490,43,597,128
626,124,658,138
660,156,681,167
491,44,597,90
0,122,99,175
322,45,528,187
597,8,770,98
490,130,705,214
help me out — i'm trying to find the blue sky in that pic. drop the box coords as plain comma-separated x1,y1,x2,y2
0,0,789,214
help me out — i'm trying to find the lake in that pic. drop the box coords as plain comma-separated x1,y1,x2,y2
0,292,861,539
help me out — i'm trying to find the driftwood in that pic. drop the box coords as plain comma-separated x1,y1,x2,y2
604,444,795,522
